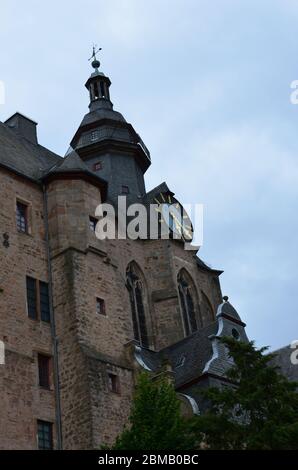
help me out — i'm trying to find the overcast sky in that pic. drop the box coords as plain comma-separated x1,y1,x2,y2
1,0,297,350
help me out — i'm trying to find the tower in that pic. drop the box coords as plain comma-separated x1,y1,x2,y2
0,52,249,450
70,49,151,207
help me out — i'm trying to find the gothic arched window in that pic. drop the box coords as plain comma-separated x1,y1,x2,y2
178,270,201,336
200,291,215,324
126,264,149,348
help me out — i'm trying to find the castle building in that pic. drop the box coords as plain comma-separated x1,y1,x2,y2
0,56,248,450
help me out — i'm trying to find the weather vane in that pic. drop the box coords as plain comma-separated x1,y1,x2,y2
89,44,102,71
89,44,102,63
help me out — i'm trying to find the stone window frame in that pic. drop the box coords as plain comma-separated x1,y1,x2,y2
36,352,53,390
26,276,51,324
177,269,203,337
126,262,153,349
199,290,216,323
36,420,54,450
15,196,32,235
96,297,106,316
107,372,121,394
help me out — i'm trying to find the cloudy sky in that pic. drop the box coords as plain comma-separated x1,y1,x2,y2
1,0,297,350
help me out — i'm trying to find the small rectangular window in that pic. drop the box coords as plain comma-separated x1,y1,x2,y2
121,185,129,194
38,354,51,389
89,216,98,232
16,201,28,233
40,281,50,323
96,297,106,315
91,130,99,141
37,420,53,450
26,276,37,320
108,373,120,394
93,161,102,171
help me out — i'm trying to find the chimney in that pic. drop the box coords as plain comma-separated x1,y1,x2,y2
5,112,38,144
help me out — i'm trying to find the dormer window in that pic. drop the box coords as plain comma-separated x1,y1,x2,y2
91,130,99,142
93,161,102,171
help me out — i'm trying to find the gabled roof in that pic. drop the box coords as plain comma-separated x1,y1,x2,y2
0,121,62,182
138,322,218,388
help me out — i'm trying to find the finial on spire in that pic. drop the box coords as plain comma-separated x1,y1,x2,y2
89,44,102,70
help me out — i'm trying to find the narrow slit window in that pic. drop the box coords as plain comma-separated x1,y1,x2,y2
40,281,50,323
96,297,106,315
108,373,120,393
26,276,37,320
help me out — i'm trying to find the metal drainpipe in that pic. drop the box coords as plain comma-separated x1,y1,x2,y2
43,184,63,449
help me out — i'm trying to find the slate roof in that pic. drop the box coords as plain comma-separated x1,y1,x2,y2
271,345,298,383
217,300,243,323
0,120,108,195
0,121,62,181
138,321,218,388
196,256,223,275
145,181,174,200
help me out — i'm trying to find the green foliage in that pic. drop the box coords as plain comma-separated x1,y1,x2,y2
192,338,298,450
110,372,195,450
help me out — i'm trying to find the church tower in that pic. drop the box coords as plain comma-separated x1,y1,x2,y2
70,49,151,206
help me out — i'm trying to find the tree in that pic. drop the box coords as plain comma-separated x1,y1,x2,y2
110,372,195,450
192,338,298,450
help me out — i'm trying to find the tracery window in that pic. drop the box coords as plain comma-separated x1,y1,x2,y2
178,270,201,336
126,264,149,348
200,291,215,324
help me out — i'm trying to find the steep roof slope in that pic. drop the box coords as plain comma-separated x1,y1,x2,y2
0,121,62,181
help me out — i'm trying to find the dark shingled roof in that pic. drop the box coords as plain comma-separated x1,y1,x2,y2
138,321,218,388
0,121,108,198
46,150,99,176
0,121,62,182
271,345,298,383
196,256,223,275
146,181,174,200
217,300,243,323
